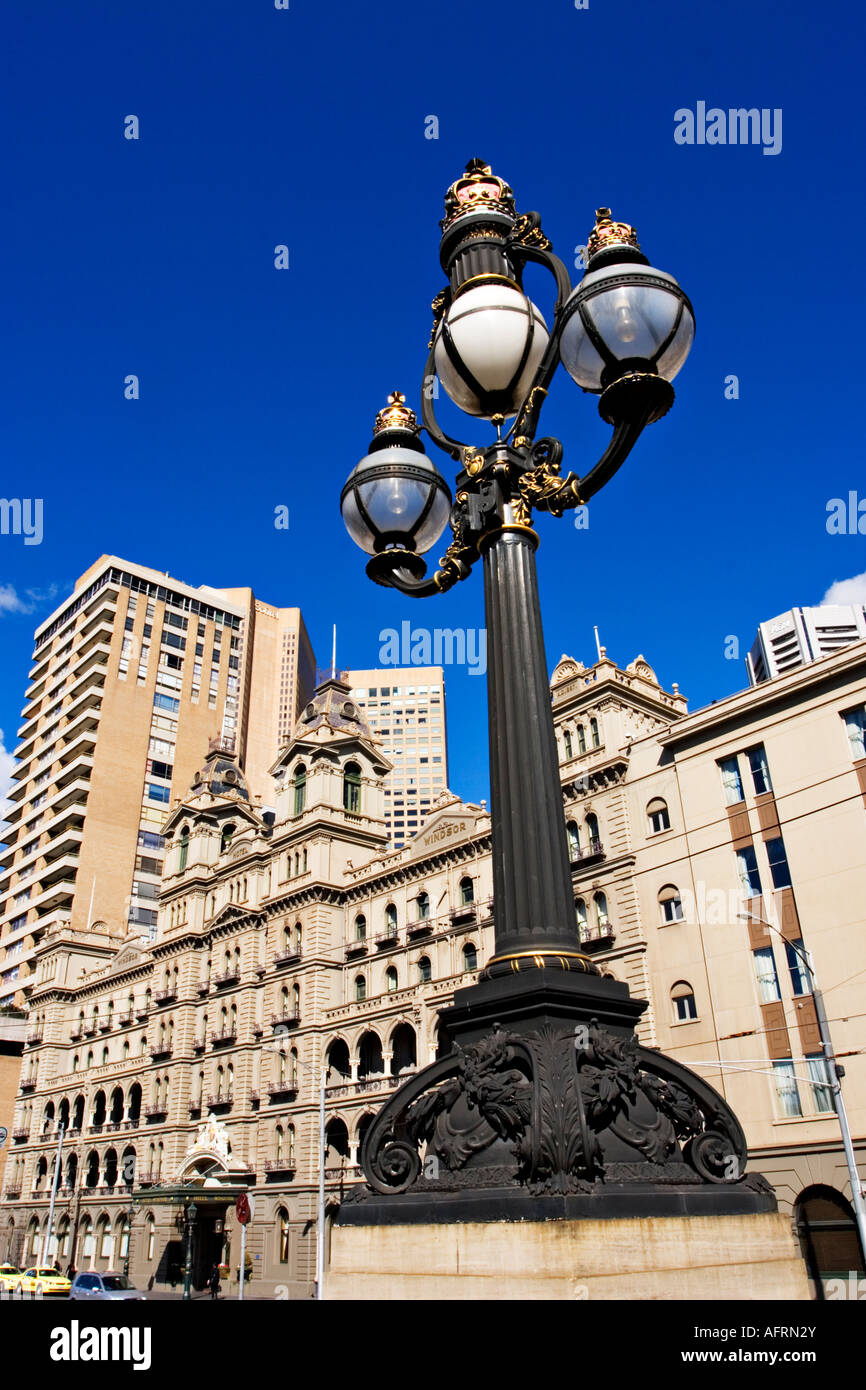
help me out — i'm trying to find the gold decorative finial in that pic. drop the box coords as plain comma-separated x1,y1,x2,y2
586,207,641,260
441,158,516,230
373,391,419,435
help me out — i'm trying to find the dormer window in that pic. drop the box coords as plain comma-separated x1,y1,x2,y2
293,764,307,817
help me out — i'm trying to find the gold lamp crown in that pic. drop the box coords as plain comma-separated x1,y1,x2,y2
441,158,516,230
587,208,641,260
373,391,418,435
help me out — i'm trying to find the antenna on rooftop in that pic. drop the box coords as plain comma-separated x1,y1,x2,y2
593,626,602,662
331,625,337,679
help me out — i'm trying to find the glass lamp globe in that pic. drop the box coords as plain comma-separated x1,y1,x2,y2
341,447,452,556
433,283,548,419
559,261,694,392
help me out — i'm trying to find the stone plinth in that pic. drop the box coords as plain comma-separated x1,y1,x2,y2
325,1212,811,1301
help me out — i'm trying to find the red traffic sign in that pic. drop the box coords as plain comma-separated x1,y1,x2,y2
235,1193,251,1225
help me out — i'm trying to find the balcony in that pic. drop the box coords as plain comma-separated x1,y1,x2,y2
578,921,615,953
206,1093,233,1110
18,1078,36,1092
4,1188,22,1200
144,1104,167,1119
264,1159,295,1175
118,1011,133,1026
98,1019,112,1032
252,1022,264,1038
154,988,177,1005
345,940,367,959
450,903,476,926
12,1128,29,1142
270,1012,299,1030
407,918,433,939
570,838,605,867
196,979,210,995
135,1006,149,1021
374,932,399,950
192,1037,205,1052
26,1031,43,1045
273,951,300,968
249,1090,260,1105
210,1028,237,1046
266,1081,297,1099
188,1099,202,1114
213,970,239,988
83,1024,97,1037
150,1044,173,1060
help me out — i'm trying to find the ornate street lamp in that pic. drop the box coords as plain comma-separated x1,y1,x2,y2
339,161,774,1221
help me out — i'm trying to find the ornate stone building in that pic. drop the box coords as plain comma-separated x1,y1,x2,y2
4,645,865,1295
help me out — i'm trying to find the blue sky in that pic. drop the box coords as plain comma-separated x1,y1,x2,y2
1,0,864,806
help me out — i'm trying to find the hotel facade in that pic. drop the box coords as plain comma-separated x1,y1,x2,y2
2,643,865,1296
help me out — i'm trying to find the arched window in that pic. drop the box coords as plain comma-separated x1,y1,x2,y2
355,974,366,1002
594,891,609,926
459,876,474,905
220,824,235,855
277,1208,290,1264
386,966,398,993
577,724,587,754
117,1214,130,1260
146,1215,155,1262
102,1046,109,1066
354,914,367,942
647,798,671,834
566,821,580,859
287,1124,295,1166
416,891,429,921
590,716,600,748
575,898,587,930
179,826,189,871
295,922,302,954
385,903,397,935
659,884,684,923
671,980,697,1022
290,1048,298,1088
563,730,573,759
585,812,600,847
417,956,431,984
293,764,307,817
72,1053,79,1072
343,762,362,814
795,1185,866,1290
463,943,478,972
80,1216,94,1260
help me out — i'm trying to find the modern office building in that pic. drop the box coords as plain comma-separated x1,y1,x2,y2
0,556,316,1009
346,667,448,848
4,644,865,1296
747,604,866,684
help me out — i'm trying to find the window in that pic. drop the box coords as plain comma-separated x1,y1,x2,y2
590,717,600,748
417,956,431,984
844,707,866,759
671,981,697,1022
354,975,366,1002
178,827,189,871
658,885,683,923
386,966,398,993
147,784,171,804
153,693,180,713
747,745,773,795
593,891,609,926
647,798,670,834
577,724,587,754
463,943,477,972
736,845,762,898
719,756,744,805
459,876,474,905
575,898,587,929
385,904,397,935
220,825,235,854
753,946,781,1003
354,914,367,941
773,1060,802,1118
805,1054,834,1114
566,821,580,858
416,892,429,921
765,836,792,890
563,730,572,759
785,939,811,996
343,762,362,814
293,764,306,817
278,1210,290,1264
585,812,599,846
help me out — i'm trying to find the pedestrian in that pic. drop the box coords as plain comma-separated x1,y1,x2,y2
208,1263,220,1299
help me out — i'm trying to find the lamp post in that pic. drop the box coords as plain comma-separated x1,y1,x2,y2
340,161,776,1221
737,909,866,1259
182,1201,196,1301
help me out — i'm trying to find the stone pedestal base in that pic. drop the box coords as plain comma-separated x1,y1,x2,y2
325,1212,811,1301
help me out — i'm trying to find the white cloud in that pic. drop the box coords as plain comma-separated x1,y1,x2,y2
820,571,866,606
0,582,60,616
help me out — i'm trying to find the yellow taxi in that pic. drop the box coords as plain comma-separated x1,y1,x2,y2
0,1264,21,1291
15,1267,71,1296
